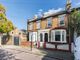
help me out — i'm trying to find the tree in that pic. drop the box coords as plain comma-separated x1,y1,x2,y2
68,9,80,42
0,4,5,10
0,4,14,42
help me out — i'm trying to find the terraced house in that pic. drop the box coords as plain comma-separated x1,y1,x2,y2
27,1,80,52
27,10,69,51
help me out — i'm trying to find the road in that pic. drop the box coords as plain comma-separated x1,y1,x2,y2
0,47,58,60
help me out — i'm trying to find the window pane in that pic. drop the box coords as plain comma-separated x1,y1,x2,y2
55,31,60,41
60,20,64,25
55,35,60,41
59,14,65,26
49,32,51,42
37,21,40,29
40,33,43,42
52,32,54,42
62,31,64,41
29,23,33,30
47,17,52,27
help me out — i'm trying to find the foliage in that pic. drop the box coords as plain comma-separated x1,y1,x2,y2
0,4,5,11
0,4,14,42
67,9,80,45
0,4,14,33
68,9,80,34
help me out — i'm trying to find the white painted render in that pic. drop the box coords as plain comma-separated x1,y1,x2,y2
46,43,55,48
57,44,69,50
29,32,37,42
40,42,44,47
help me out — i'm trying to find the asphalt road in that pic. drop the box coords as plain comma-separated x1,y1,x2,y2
0,48,58,60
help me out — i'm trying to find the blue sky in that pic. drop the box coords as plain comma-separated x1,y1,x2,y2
0,0,80,30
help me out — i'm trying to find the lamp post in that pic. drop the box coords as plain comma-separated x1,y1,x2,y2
0,34,2,46
31,33,33,51
0,33,3,46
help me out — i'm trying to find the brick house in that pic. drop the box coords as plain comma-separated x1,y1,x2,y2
27,7,80,52
1,28,27,46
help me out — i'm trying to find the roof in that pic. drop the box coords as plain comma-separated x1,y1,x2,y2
28,7,80,23
21,29,27,33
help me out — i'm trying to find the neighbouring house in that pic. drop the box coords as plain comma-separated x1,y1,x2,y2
27,6,80,52
1,28,27,46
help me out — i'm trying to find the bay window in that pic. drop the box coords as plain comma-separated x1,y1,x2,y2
51,29,66,43
55,31,61,41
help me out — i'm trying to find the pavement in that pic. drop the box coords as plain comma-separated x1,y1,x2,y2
0,45,74,60
0,47,15,60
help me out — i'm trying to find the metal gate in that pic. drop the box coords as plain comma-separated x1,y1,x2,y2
14,36,19,45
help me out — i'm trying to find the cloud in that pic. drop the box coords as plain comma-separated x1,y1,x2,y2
37,9,43,17
35,8,63,18
73,2,80,8
76,2,80,6
43,8,63,17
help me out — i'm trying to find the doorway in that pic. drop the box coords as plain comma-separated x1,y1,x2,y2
40,32,49,42
44,33,48,42
14,36,19,45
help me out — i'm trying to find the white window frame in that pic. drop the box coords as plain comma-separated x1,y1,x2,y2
29,23,33,30
58,14,65,26
51,29,66,43
47,17,52,28
36,20,40,29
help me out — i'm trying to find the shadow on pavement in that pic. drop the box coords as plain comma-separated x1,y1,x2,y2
38,48,74,60
0,49,15,60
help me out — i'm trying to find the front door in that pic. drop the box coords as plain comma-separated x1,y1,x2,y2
44,33,48,42
14,36,19,45
40,33,48,42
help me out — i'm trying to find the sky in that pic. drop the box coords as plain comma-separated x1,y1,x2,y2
0,0,80,30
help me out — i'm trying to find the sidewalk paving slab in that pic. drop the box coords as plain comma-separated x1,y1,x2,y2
0,45,74,60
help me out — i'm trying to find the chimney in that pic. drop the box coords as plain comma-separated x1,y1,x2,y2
33,14,38,19
66,0,71,11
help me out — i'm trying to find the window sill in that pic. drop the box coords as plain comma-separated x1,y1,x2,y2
47,42,67,44
59,24,65,27
45,27,51,29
